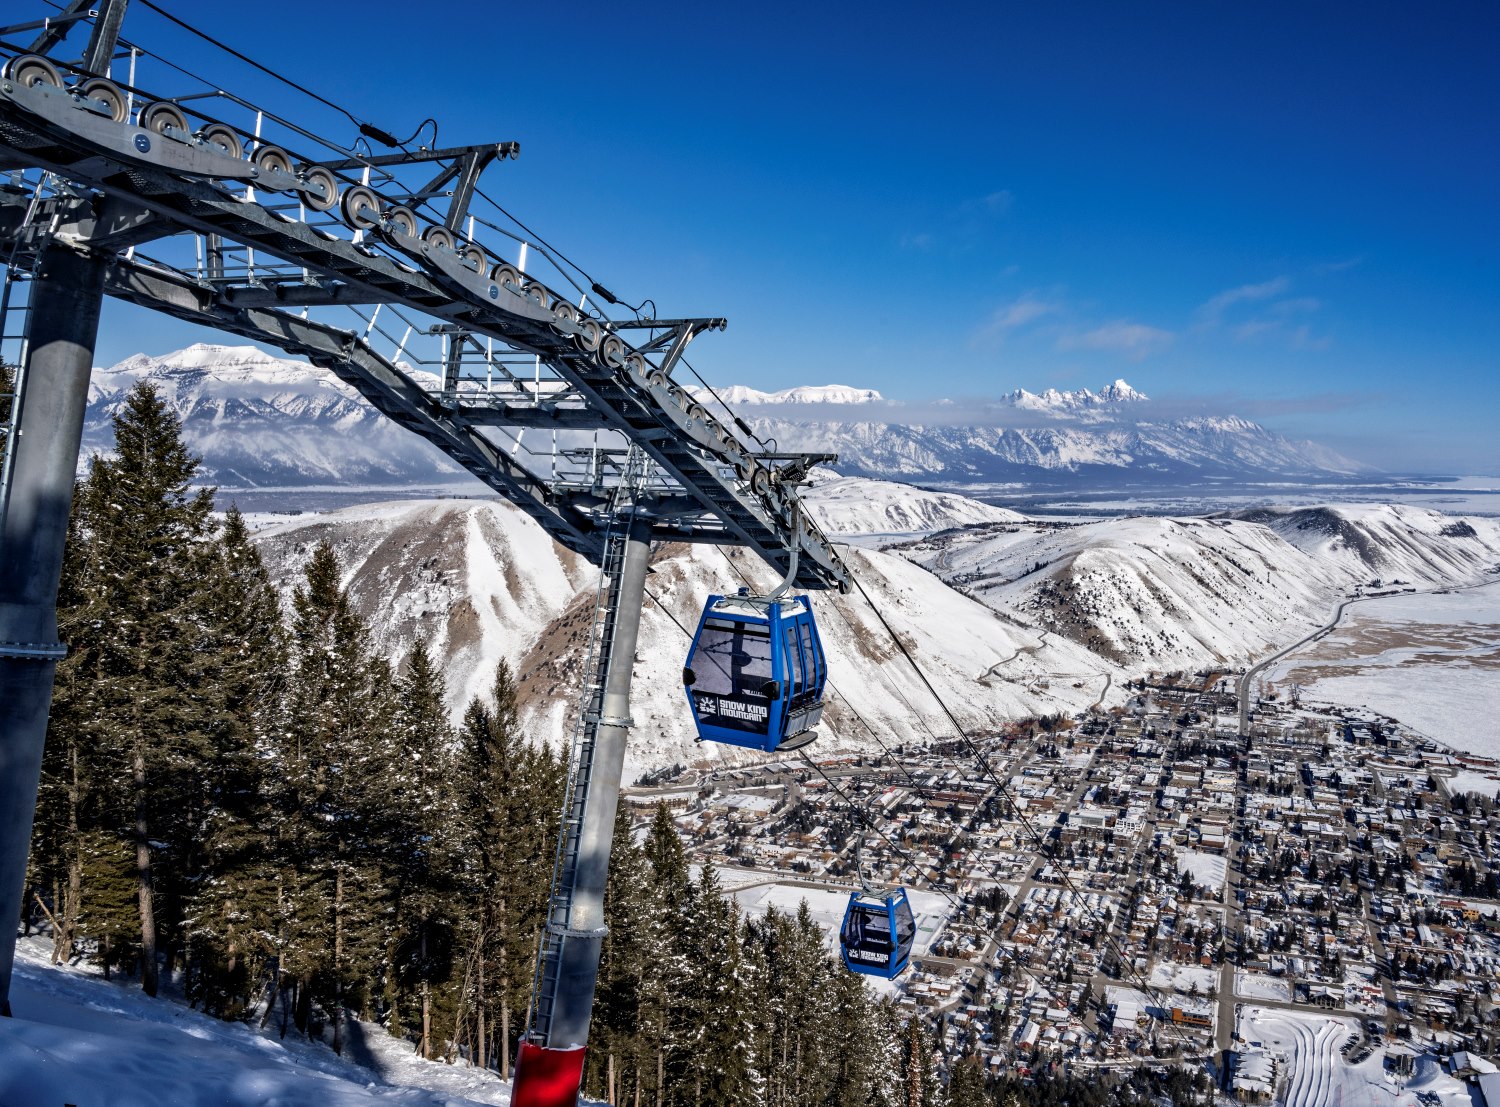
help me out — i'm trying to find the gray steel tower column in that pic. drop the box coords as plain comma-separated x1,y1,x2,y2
0,241,107,1015
547,513,653,1048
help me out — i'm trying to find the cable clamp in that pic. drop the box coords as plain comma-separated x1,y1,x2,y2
0,641,68,661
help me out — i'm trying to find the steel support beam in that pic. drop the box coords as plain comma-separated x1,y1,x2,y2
547,513,650,1050
0,239,105,1016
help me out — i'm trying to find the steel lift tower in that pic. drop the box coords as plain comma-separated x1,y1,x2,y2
0,4,848,1102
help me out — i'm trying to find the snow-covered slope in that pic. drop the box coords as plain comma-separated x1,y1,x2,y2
740,415,1370,483
88,348,1370,490
1000,378,1148,418
511,540,1108,776
688,383,883,406
87,344,465,487
801,471,1024,535
1231,504,1500,584
900,506,1500,670
251,500,593,717
900,517,1347,668
1,936,524,1106
688,376,1369,482
248,492,1109,776
247,484,1500,771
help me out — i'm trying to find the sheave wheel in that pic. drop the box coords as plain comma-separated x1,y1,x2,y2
78,77,127,123
3,54,62,89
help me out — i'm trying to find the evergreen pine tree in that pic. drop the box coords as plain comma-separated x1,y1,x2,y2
389,639,460,1057
185,506,289,1017
279,539,396,1053
67,382,216,996
671,866,751,1105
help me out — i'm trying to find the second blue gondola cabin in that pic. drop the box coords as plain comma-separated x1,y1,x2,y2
839,888,916,979
682,592,826,753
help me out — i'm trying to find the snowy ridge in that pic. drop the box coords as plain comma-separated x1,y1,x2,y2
1232,503,1500,582
1000,378,1148,415
88,347,1369,489
248,478,1500,773
739,416,1372,482
803,471,1024,535
251,500,593,716
87,344,461,487
686,383,883,405
901,505,1500,670
248,490,1109,776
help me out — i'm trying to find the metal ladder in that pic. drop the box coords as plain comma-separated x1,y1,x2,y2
0,261,35,532
525,453,642,1045
0,175,48,534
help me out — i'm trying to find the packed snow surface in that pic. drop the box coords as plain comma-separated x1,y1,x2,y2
1232,970,1292,1003
0,937,530,1106
1146,961,1216,996
1235,1004,1472,1107
1175,851,1228,894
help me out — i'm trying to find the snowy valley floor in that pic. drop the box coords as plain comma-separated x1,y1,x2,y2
0,936,540,1107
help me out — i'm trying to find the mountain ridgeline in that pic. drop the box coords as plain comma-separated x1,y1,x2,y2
89,345,1371,488
248,491,1500,776
688,379,1372,484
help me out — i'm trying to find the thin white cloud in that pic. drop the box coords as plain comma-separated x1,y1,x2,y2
1058,320,1175,360
1313,255,1364,274
971,293,1061,347
978,189,1014,214
1197,276,1291,324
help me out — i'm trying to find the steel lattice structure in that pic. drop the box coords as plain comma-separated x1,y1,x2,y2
0,4,844,1099
0,41,848,586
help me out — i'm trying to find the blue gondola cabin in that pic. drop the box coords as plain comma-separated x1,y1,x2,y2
840,888,916,979
682,592,826,753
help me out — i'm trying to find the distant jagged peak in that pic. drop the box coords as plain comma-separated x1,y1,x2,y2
1098,378,1147,402
1001,379,1149,413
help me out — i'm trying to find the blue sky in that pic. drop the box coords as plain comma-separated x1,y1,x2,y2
90,0,1498,473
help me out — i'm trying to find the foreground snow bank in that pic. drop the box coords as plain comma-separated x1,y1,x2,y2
1,937,519,1107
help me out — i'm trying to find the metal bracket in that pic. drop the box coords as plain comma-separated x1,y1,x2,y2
0,641,67,660
584,711,634,729
546,922,609,940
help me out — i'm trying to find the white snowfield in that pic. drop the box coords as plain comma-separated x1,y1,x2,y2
0,937,537,1107
1265,582,1500,761
1232,970,1291,1003
1175,851,1228,895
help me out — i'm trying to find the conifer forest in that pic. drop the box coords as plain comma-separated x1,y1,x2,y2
19,381,1221,1106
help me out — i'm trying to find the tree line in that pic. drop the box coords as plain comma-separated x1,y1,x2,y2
24,381,971,1104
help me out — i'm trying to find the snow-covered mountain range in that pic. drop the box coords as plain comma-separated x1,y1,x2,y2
692,376,1368,482
88,347,1371,489
247,484,1500,775
86,345,462,487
